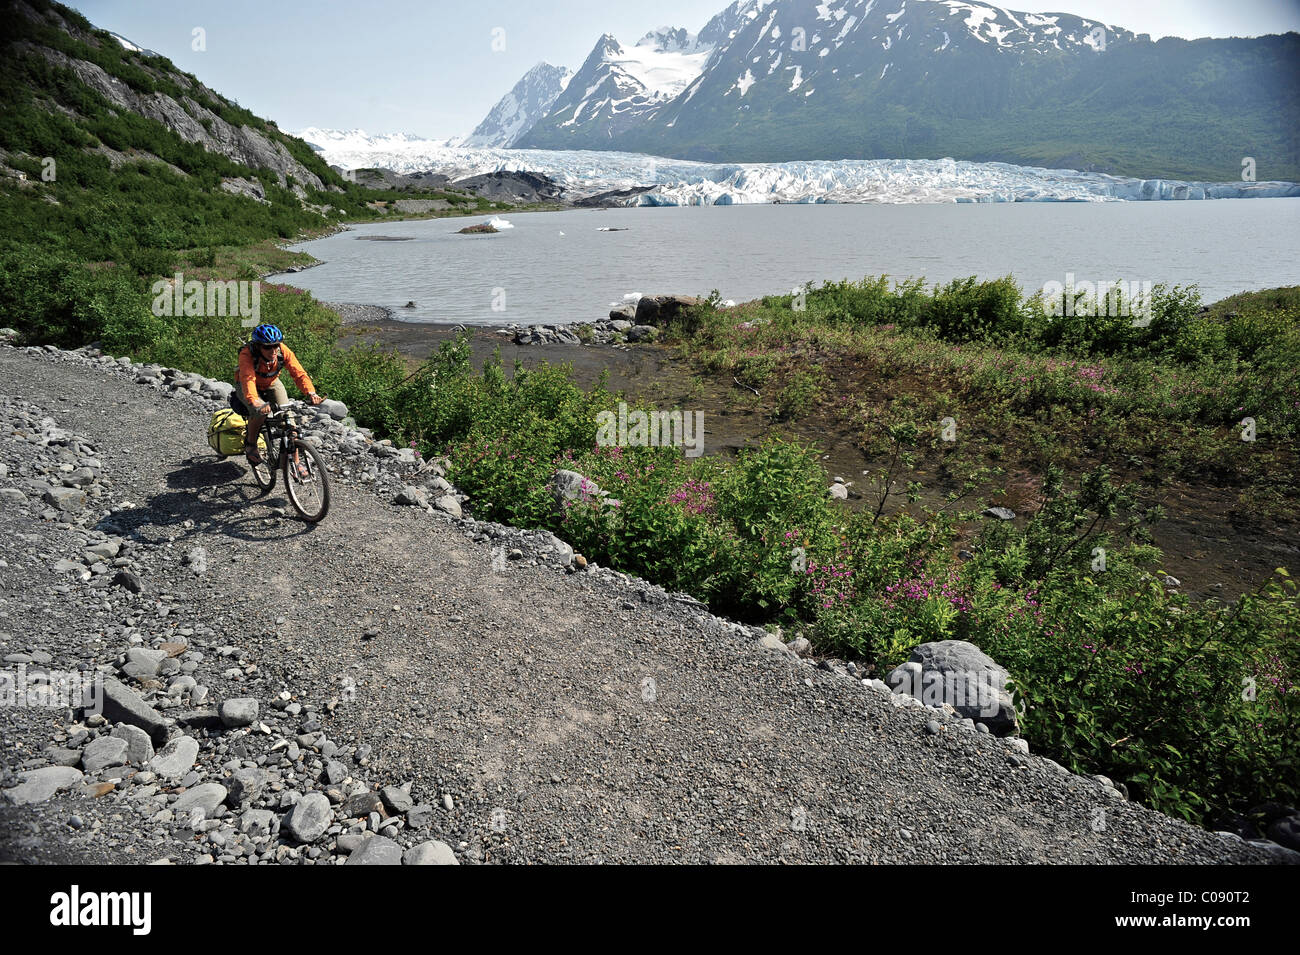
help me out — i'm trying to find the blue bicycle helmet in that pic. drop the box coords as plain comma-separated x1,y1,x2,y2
251,324,283,345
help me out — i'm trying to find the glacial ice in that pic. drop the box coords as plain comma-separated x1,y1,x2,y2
296,128,1300,205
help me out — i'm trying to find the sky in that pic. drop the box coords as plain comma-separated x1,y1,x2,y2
71,0,1300,139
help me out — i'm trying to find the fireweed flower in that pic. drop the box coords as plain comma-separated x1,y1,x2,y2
882,570,969,612
667,478,714,515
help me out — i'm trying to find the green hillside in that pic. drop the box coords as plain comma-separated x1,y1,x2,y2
0,0,501,349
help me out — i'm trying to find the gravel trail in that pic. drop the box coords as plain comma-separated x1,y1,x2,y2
0,344,1288,865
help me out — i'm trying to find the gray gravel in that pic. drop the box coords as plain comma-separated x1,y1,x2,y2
320,303,393,326
0,342,1292,865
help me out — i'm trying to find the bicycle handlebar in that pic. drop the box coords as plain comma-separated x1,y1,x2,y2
262,395,329,422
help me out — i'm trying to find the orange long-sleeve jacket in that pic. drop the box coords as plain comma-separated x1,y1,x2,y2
237,342,315,406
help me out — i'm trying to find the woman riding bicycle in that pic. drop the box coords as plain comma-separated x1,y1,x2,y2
232,324,324,471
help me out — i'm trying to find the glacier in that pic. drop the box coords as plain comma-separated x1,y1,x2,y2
296,128,1300,205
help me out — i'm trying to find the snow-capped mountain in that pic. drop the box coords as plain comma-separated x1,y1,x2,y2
464,63,573,148
520,0,1137,155
697,0,779,48
535,28,717,141
497,0,1298,181
292,130,1300,204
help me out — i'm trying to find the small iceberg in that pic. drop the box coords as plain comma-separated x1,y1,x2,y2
486,216,514,230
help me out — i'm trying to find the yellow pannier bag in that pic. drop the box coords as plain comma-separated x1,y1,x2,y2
207,408,265,457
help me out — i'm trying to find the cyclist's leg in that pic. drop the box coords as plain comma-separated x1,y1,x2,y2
263,380,309,478
263,379,290,410
239,388,273,462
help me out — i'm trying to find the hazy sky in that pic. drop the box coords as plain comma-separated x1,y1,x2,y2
71,0,1300,138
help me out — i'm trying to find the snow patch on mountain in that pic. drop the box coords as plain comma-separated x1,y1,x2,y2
615,35,713,98
107,31,159,57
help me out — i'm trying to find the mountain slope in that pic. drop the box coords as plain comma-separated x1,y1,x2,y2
465,62,572,147
0,0,506,354
511,0,1300,181
537,29,716,142
0,0,369,272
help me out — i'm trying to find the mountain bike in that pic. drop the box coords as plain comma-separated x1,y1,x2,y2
248,403,331,523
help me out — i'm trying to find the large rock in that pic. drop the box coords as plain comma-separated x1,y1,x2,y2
343,791,384,818
97,678,169,745
238,808,275,837
80,736,129,772
42,486,85,511
380,785,413,814
886,640,1020,735
226,767,265,806
111,724,155,764
403,840,459,865
121,647,167,679
319,399,349,421
150,734,200,780
633,294,701,327
394,486,429,508
434,494,462,519
549,470,603,508
218,698,258,728
203,379,234,399
173,783,228,817
219,176,269,204
111,570,143,594
345,834,403,865
2,766,83,806
283,791,332,843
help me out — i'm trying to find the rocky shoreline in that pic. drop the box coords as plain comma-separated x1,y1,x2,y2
321,302,395,326
495,294,704,347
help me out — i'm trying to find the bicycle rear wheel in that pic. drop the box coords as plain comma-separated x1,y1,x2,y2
283,439,330,523
250,431,277,493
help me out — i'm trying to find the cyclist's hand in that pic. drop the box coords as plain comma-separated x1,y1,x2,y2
254,401,272,415
308,392,325,406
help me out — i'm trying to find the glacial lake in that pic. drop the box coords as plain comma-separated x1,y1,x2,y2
270,199,1300,325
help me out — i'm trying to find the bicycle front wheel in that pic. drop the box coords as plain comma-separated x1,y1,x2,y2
250,432,277,493
283,439,330,523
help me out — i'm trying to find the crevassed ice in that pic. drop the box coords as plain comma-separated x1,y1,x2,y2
296,130,1300,205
